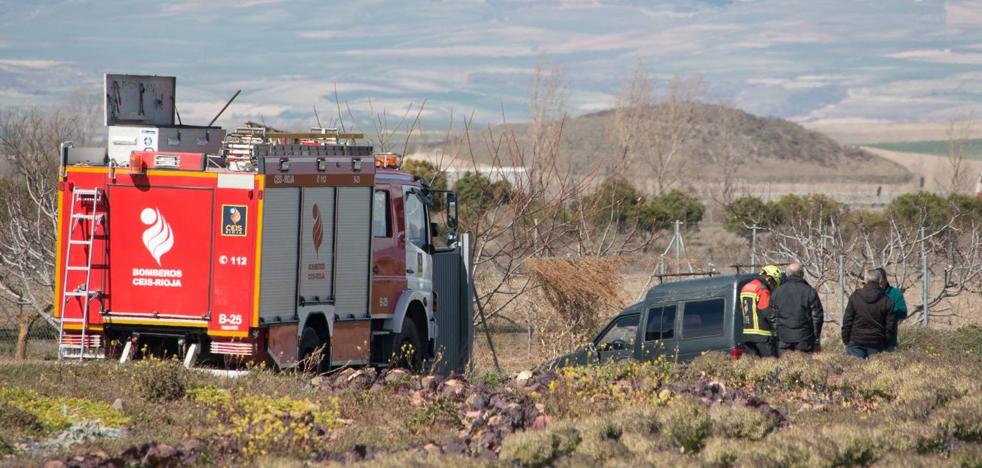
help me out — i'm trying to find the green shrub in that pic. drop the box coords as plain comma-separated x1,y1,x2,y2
771,193,843,226
871,451,940,468
548,421,582,456
612,406,660,436
700,438,742,467
402,159,448,192
659,397,711,452
827,426,882,466
685,351,732,381
880,420,945,454
886,192,951,233
407,397,464,433
0,434,12,456
947,443,982,468
574,417,628,462
0,387,128,432
630,449,700,467
900,325,982,358
0,402,43,435
454,172,512,215
132,358,188,402
710,404,778,440
619,432,665,455
639,190,705,231
932,396,982,443
500,430,560,467
723,196,776,238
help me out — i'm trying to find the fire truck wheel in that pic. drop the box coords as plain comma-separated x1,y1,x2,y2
299,326,330,373
395,318,424,371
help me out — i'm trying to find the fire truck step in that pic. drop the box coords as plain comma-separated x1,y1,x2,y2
66,265,91,271
64,290,96,297
71,214,104,221
68,239,94,245
73,189,102,196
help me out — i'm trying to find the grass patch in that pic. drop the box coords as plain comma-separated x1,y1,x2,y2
0,387,128,432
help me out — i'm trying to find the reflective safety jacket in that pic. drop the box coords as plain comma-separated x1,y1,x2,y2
741,277,775,341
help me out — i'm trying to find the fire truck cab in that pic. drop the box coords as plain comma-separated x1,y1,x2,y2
55,75,473,373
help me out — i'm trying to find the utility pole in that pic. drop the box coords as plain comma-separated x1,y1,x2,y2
750,223,759,268
838,255,846,323
744,223,768,269
921,226,930,327
674,220,683,273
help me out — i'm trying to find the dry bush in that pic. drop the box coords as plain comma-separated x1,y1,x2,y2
526,257,626,354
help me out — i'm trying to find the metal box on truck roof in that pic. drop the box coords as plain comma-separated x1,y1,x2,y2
107,125,225,166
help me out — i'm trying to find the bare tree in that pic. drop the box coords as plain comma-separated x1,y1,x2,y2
0,106,90,358
707,105,756,208
607,68,704,194
940,117,975,195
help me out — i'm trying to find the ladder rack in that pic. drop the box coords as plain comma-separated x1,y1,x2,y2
58,188,106,360
220,126,368,171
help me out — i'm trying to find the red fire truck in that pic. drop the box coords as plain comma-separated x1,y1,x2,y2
55,75,473,372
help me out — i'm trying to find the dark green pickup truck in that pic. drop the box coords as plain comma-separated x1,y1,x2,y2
547,274,756,368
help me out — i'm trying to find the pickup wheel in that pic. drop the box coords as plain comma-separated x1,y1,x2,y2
299,326,330,373
394,318,424,372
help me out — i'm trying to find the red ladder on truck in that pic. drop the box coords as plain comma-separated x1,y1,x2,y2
58,188,106,360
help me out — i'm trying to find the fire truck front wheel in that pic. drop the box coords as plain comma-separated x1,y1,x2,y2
299,326,330,373
394,318,424,372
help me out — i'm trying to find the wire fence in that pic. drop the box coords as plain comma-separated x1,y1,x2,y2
0,310,59,359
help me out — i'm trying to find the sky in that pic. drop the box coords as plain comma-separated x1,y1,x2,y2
1,0,981,131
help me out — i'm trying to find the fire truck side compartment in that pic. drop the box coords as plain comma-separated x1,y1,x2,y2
299,187,335,303
259,188,300,323
334,187,373,320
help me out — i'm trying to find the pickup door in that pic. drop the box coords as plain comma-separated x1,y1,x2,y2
675,297,730,361
639,304,679,361
594,312,641,364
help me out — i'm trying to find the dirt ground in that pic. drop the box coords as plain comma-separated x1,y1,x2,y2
2,326,979,466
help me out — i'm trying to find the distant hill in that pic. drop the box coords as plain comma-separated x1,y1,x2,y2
425,103,912,186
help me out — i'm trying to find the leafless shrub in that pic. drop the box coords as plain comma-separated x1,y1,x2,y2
526,257,626,354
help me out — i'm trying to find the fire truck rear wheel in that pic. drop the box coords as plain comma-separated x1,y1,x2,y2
299,326,330,373
395,318,424,371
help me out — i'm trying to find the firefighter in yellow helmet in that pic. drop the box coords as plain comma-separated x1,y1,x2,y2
740,265,783,357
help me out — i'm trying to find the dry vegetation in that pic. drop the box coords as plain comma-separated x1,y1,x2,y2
2,327,979,466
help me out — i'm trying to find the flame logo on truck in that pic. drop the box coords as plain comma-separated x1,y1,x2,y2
312,204,324,256
140,207,174,266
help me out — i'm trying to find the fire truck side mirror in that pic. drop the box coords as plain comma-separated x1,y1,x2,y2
446,192,458,231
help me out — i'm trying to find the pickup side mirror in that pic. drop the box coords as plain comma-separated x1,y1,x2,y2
445,191,458,231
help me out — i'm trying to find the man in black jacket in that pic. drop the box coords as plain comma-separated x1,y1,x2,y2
771,263,824,353
842,269,896,359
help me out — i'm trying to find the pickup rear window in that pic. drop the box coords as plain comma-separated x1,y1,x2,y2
682,298,725,339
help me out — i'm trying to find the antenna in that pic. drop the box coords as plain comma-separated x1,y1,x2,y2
313,105,323,128
208,89,241,127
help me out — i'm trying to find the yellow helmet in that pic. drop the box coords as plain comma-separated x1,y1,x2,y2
759,264,783,287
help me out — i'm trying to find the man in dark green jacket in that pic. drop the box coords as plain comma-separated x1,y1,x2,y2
876,268,908,350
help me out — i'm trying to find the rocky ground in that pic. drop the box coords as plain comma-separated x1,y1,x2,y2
1,326,980,467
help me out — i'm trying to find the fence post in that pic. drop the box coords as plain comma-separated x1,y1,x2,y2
750,223,758,268
838,255,846,323
920,226,929,327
